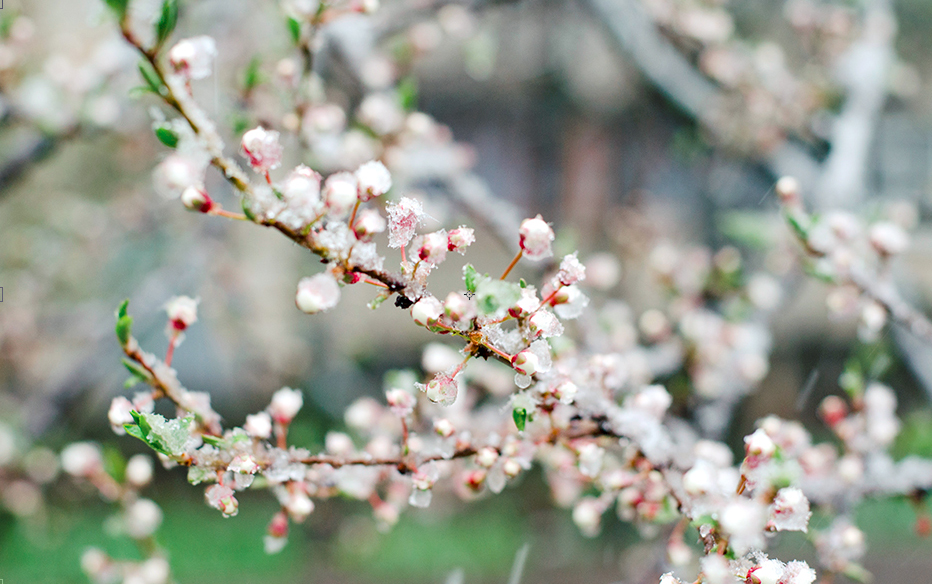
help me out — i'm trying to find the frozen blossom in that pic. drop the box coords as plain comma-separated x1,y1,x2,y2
519,215,554,260
269,387,304,424
387,197,425,249
241,126,283,173
295,273,341,314
355,160,392,201
168,36,217,80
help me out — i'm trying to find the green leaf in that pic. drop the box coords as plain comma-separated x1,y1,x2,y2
122,358,151,382
286,17,301,44
116,299,130,320
154,125,179,148
187,465,212,485
243,56,263,92
103,0,130,18
368,289,391,310
201,434,225,447
463,264,479,294
155,0,179,48
124,411,193,457
784,211,809,242
512,408,527,432
138,61,165,95
518,279,527,289
115,315,133,346
475,278,521,318
241,197,257,222
397,77,418,111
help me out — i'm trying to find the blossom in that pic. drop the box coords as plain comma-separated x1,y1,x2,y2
108,396,135,435
269,387,304,424
519,215,554,260
241,126,283,173
768,487,811,532
869,221,909,256
411,296,443,326
355,160,392,201
125,454,154,488
387,197,425,249
443,291,476,322
386,388,416,417
168,36,217,80
447,227,475,254
354,208,386,238
180,186,213,212
205,484,238,517
512,350,539,376
280,165,321,207
153,154,204,198
556,252,586,286
417,231,448,265
295,273,341,314
165,295,198,330
125,498,163,539
417,372,459,406
244,412,273,439
322,172,358,216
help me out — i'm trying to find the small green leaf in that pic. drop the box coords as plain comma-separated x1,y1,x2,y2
124,411,193,457
187,465,211,485
104,0,130,18
122,358,151,382
463,264,479,294
243,56,263,92
286,17,301,44
201,434,226,447
241,197,257,222
368,289,391,310
154,125,179,148
138,61,165,95
125,424,147,442
116,315,133,346
519,278,527,289
397,77,418,111
512,407,527,432
155,0,179,48
116,299,130,320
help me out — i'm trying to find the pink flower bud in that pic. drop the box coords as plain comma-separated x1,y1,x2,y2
418,231,448,265
511,350,539,376
354,160,392,201
322,172,358,216
447,227,475,254
241,126,283,173
280,165,321,206
165,295,198,330
768,487,811,532
818,395,848,427
387,197,425,249
205,484,238,517
443,292,476,322
244,411,273,439
180,186,213,213
411,296,443,326
527,310,563,338
269,387,304,424
475,447,498,468
228,455,259,475
433,418,455,438
775,176,801,207
519,215,554,260
502,459,522,478
386,388,416,417
417,372,459,406
354,208,386,238
168,36,217,80
295,273,341,314
556,252,586,286
285,489,314,522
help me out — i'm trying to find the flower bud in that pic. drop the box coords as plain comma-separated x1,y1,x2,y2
411,296,443,326
295,273,341,314
869,221,909,256
519,215,554,260
386,388,416,417
447,227,475,254
420,373,459,406
269,387,304,424
228,454,259,475
108,396,135,435
125,454,154,488
443,292,476,322
512,350,539,376
434,418,455,438
502,458,522,478
153,154,202,198
244,411,273,439
125,498,163,538
475,447,499,468
354,160,392,201
165,295,198,330
241,126,283,174
354,208,386,238
180,186,213,212
61,442,102,477
556,252,586,286
418,231,448,265
168,36,217,80
775,176,801,207
321,172,358,216
205,484,238,517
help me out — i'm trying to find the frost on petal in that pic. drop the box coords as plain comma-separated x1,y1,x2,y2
355,160,392,201
241,126,283,173
768,487,811,532
323,172,358,216
519,215,554,260
557,252,586,286
387,197,425,249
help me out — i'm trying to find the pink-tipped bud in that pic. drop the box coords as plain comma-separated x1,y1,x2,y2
411,296,443,327
241,126,283,174
168,36,217,80
205,484,239,517
269,387,304,424
354,208,386,239
385,388,416,417
165,295,198,330
418,231,448,265
434,418,455,438
775,176,801,208
443,292,476,322
447,227,475,254
512,350,539,376
519,215,554,260
181,186,213,213
322,172,358,216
